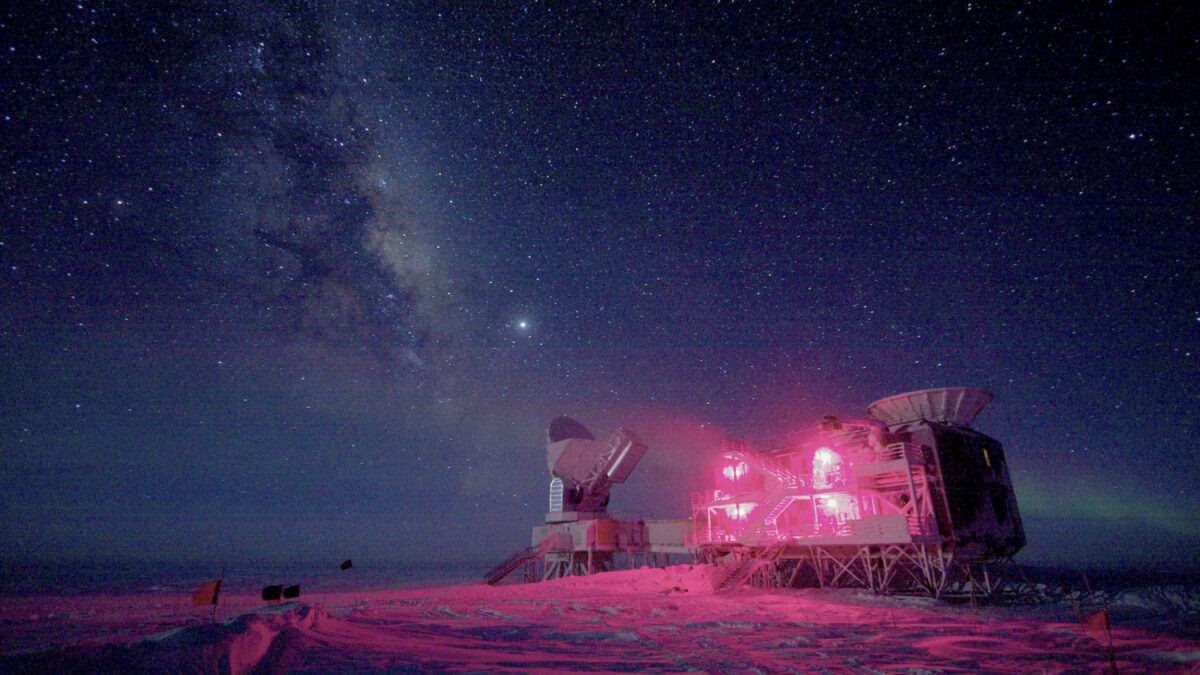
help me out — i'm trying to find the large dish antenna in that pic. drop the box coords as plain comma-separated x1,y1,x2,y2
547,416,595,443
867,387,994,427
544,417,647,513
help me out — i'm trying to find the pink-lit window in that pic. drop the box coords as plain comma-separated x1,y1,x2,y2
724,503,754,520
814,447,835,465
819,494,858,522
721,461,748,481
812,447,845,489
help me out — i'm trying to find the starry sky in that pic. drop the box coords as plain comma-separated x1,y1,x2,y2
3,2,1198,569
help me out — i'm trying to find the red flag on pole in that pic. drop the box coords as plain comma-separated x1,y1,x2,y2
1082,607,1119,673
192,579,222,607
1082,609,1110,634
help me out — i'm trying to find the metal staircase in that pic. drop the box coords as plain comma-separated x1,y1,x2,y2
722,448,803,544
761,493,797,540
713,540,789,591
737,480,787,543
485,532,569,585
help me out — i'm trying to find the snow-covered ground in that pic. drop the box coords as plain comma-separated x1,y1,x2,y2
2,564,1198,674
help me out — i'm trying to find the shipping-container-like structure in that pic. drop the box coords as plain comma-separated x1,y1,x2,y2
692,387,1025,597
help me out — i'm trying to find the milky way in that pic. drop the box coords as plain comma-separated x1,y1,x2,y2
2,2,1198,566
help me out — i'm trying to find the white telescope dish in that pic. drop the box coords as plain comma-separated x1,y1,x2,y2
867,387,994,427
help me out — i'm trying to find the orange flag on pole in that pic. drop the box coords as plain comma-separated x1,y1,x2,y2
192,579,222,606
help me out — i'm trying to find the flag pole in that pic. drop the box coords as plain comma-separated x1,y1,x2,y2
1081,573,1118,675
1102,598,1118,675
212,568,224,622
340,558,358,606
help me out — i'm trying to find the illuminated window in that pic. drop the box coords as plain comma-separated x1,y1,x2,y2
722,461,748,481
724,503,754,519
812,447,845,489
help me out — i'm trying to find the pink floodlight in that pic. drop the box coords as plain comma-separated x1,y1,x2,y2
721,461,748,481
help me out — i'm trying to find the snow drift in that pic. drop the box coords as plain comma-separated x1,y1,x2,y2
2,565,1198,674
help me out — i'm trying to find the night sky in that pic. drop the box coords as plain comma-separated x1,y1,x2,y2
3,2,1198,569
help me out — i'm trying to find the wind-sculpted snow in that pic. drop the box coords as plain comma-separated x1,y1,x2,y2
3,566,1199,673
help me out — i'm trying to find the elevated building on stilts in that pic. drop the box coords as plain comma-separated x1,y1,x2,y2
693,387,1025,598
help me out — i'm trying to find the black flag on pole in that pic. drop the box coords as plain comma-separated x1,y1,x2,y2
340,559,353,571
283,584,300,599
